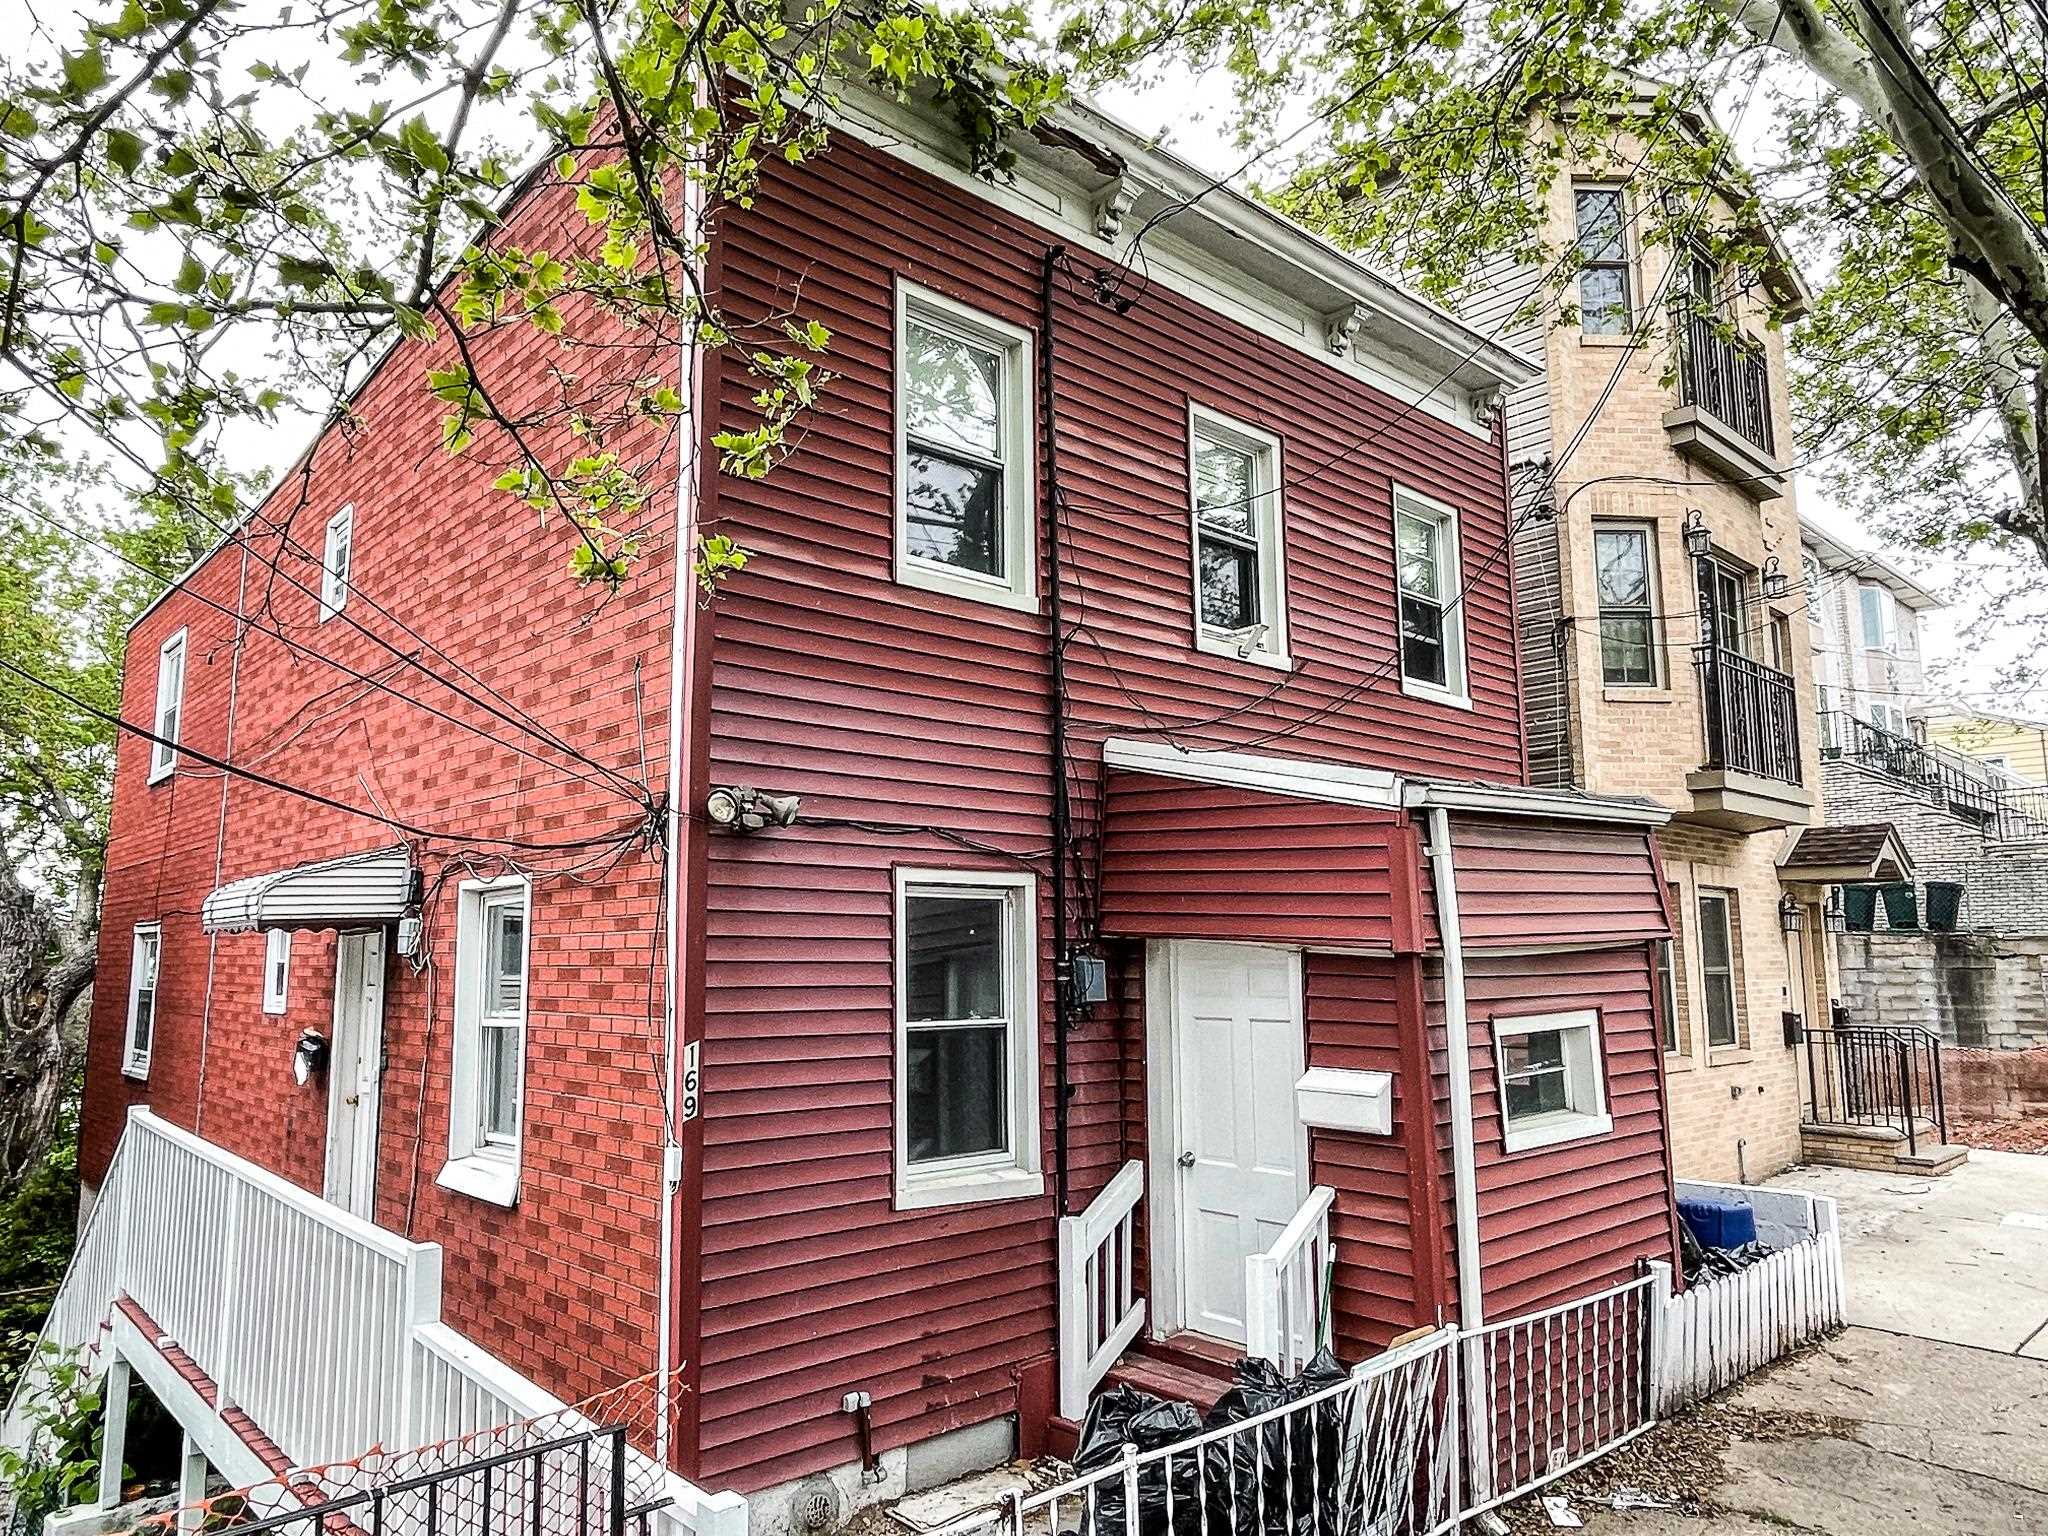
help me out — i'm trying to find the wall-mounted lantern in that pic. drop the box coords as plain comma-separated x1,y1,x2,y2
1682,509,1713,560
1778,893,1806,933
1762,556,1789,601
1822,890,1848,933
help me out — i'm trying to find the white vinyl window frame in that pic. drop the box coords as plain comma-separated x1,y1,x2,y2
892,866,1043,1212
262,928,291,1015
320,504,354,621
1571,182,1635,337
1858,584,1894,653
438,874,531,1207
124,923,162,1079
892,281,1037,614
1492,1008,1613,1154
147,628,187,785
1187,404,1290,669
1393,486,1472,708
1592,520,1661,687
1696,888,1742,1049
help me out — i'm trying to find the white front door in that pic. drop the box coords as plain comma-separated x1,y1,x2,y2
1168,942,1306,1344
325,929,386,1220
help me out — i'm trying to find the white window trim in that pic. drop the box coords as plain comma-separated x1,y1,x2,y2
438,874,531,1208
1492,1007,1613,1154
147,628,187,785
320,504,354,621
892,866,1044,1211
124,923,161,1080
1393,486,1472,709
262,928,291,1015
1187,403,1291,670
1592,519,1662,688
892,281,1038,614
1859,584,1895,653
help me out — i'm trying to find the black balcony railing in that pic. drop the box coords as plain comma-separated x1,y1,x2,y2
1678,313,1776,458
1818,709,2003,822
1802,1022,1948,1155
1694,645,1802,785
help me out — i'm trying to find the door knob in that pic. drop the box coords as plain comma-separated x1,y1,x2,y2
1178,1151,1196,1169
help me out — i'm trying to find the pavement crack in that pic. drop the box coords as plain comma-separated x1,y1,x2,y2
1861,1442,2048,1500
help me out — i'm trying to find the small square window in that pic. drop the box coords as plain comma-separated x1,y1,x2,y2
894,285,1035,612
1189,407,1288,667
894,869,1042,1210
262,928,291,1015
1394,489,1469,706
1492,1009,1612,1153
439,876,530,1206
320,505,353,621
148,629,187,785
125,924,161,1078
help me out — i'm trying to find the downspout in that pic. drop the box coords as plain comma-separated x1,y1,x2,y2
194,542,252,1137
1421,803,1489,1504
1039,245,1073,1216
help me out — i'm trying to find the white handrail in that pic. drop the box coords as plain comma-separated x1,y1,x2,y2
1244,1184,1335,1374
1057,1160,1147,1419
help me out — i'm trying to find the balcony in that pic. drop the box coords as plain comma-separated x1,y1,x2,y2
1684,646,1815,830
1663,314,1787,500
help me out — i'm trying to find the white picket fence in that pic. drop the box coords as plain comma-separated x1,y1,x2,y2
2,1109,746,1536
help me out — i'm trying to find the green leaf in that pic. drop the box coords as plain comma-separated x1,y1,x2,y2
103,127,143,175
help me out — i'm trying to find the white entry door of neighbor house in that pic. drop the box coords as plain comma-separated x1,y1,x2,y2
1163,941,1307,1344
325,929,387,1221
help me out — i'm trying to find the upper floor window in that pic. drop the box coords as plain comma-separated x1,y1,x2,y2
1859,585,1894,651
262,928,291,1015
1572,186,1632,335
124,924,161,1078
320,505,353,621
1189,407,1288,668
1594,523,1658,685
893,868,1042,1210
895,284,1035,612
440,875,530,1206
1395,489,1470,706
148,628,187,785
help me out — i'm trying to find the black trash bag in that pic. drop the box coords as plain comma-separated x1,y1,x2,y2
1075,1382,1205,1536
1680,1221,1773,1284
1199,1350,1363,1536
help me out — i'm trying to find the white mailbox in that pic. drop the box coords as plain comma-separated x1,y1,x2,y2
1294,1067,1394,1136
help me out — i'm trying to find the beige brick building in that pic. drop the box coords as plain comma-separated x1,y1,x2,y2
1471,121,1838,1183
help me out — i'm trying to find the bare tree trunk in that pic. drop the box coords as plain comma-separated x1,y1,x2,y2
0,856,95,1189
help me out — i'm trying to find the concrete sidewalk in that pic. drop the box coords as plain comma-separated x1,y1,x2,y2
1765,1149,2048,1355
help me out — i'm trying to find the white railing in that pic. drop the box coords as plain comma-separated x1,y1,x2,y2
1654,1185,1844,1414
932,1324,1462,1536
1058,1161,1147,1420
1245,1185,1335,1375
4,1109,745,1536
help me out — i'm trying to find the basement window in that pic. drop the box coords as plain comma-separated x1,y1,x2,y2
893,868,1043,1210
1189,406,1289,668
894,283,1036,612
439,875,530,1207
124,924,161,1079
262,928,291,1015
1493,1009,1612,1154
148,628,187,785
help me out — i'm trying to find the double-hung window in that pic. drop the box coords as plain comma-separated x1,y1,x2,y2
1859,585,1894,652
124,924,161,1078
440,876,530,1206
1395,489,1469,704
1594,523,1659,685
1189,407,1288,666
895,284,1035,610
320,505,353,621
1572,186,1632,336
148,629,187,784
1697,889,1742,1048
262,928,291,1015
1493,1009,1612,1153
894,869,1042,1210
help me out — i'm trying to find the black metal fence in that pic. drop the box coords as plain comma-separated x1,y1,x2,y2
216,1426,665,1536
1678,314,1775,457
1695,646,1802,785
1802,1024,1949,1155
1819,710,2005,823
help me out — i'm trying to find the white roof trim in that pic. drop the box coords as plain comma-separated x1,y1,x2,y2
1402,779,1674,827
1102,738,1404,810
201,846,415,934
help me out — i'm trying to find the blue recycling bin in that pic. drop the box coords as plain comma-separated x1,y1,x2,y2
1677,1194,1757,1251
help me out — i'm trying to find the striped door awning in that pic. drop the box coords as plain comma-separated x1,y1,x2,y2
200,846,414,934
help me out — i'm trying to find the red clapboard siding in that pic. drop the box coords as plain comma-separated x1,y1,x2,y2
1449,816,1670,949
697,116,1527,1491
1099,776,1406,949
1454,948,1677,1320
